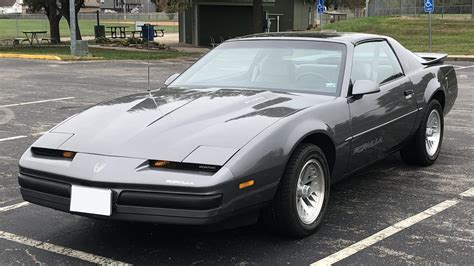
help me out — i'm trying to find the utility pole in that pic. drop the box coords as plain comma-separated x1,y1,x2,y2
69,0,77,56
123,0,127,20
472,0,473,20
400,0,402,16
365,0,369,17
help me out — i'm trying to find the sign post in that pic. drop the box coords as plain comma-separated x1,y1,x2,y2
69,0,77,56
317,0,324,31
424,0,434,52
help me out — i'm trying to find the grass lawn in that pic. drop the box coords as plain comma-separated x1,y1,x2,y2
0,18,178,39
0,46,196,60
324,16,474,55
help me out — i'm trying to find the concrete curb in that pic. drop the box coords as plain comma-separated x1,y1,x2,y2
448,55,474,62
0,54,61,61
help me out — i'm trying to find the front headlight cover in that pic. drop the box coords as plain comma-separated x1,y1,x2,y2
182,145,238,166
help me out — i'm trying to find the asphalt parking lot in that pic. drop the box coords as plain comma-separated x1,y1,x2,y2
0,58,473,265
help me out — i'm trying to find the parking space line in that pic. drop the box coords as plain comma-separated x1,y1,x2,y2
0,132,48,143
0,135,28,142
0,202,30,212
0,231,129,265
455,65,474,70
0,97,75,108
310,187,473,266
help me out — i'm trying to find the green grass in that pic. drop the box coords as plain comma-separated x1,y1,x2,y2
0,46,196,60
323,16,474,55
0,18,178,39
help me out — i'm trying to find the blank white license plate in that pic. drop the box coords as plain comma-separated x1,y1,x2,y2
70,185,112,216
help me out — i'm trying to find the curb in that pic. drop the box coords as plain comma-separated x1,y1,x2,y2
448,55,474,62
0,54,61,61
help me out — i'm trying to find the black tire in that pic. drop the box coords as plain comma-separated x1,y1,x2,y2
400,99,444,166
266,143,330,238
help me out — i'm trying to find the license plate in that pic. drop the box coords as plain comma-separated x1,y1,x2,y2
70,185,112,216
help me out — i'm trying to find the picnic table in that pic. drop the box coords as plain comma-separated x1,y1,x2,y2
22,31,47,46
107,26,128,39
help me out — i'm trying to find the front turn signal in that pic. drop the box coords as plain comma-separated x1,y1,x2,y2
239,180,255,190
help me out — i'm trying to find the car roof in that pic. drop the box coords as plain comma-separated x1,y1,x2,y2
235,31,386,45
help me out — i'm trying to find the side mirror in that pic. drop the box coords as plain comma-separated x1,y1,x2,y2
352,80,380,96
164,73,180,86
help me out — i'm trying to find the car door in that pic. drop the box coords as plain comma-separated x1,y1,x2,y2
348,40,418,171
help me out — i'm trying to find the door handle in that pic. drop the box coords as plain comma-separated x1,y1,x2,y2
404,89,414,99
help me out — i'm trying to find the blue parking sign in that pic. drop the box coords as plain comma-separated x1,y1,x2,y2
317,0,324,14
424,0,434,13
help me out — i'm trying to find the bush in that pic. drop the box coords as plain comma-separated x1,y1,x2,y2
95,37,111,44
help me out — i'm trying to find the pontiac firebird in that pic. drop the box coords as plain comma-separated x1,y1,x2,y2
18,32,457,237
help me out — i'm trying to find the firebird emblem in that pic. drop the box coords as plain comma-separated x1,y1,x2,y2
93,163,107,173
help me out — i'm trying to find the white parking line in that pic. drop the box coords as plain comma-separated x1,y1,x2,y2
0,231,130,265
311,187,474,266
0,135,28,142
455,65,474,70
0,97,75,108
0,202,30,212
0,132,48,143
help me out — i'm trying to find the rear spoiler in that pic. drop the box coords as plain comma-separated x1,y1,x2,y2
415,52,448,65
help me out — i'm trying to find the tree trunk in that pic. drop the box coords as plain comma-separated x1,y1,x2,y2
60,0,84,40
45,0,61,43
253,0,263,33
48,16,61,43
64,14,82,41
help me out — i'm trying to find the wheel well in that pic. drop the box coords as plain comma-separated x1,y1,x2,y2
301,133,336,174
432,90,445,110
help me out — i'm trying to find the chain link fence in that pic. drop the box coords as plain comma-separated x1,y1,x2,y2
0,12,178,40
368,0,473,17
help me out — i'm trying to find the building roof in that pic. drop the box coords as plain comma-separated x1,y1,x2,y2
0,0,15,7
237,31,385,44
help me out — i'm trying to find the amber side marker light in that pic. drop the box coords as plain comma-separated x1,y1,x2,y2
239,180,255,190
62,151,76,159
153,160,170,167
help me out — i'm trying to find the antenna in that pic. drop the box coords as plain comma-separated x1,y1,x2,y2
147,32,152,97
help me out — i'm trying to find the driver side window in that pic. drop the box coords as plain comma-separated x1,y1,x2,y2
351,41,404,85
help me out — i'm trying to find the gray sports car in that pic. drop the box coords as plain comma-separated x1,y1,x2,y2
18,32,457,237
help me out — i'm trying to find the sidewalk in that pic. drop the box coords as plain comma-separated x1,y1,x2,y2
448,55,474,62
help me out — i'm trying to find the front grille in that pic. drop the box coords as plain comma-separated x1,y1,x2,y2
18,174,71,198
117,191,223,210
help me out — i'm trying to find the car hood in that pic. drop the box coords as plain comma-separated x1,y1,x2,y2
48,87,333,162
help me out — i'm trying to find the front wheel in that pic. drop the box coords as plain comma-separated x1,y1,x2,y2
268,143,330,238
400,99,444,166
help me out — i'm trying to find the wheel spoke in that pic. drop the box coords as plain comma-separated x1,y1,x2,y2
300,199,312,214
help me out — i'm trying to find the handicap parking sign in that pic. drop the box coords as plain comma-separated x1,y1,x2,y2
317,0,324,14
424,0,434,13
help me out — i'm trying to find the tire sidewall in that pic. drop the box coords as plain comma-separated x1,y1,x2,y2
289,145,330,232
420,100,444,163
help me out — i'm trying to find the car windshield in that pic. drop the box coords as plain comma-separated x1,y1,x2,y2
170,40,346,96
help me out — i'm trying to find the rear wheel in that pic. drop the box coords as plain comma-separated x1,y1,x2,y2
401,99,444,166
268,143,330,238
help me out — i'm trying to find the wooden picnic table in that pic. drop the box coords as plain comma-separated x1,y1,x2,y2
22,31,47,46
107,26,129,39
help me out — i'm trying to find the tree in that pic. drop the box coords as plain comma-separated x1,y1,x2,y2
59,0,85,40
24,0,62,43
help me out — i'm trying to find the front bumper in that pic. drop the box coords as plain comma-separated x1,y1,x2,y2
18,167,276,225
